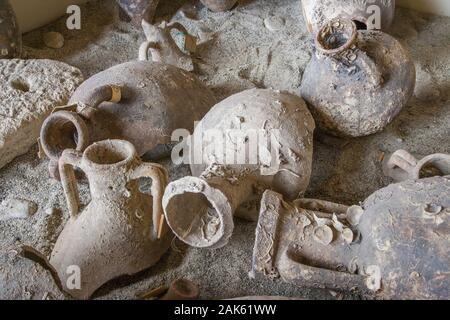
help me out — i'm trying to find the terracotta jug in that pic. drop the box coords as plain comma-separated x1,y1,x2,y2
51,139,172,299
40,40,216,179
0,0,21,58
252,169,449,299
200,0,238,12
301,0,396,33
163,89,315,249
300,17,415,137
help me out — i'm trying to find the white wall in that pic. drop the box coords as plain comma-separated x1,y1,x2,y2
397,0,450,17
10,0,88,33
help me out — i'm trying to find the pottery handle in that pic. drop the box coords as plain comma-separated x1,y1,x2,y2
77,85,122,118
383,149,418,182
131,163,169,238
355,50,383,88
166,22,189,37
139,41,158,61
293,198,349,215
280,249,370,293
167,22,196,55
59,149,83,217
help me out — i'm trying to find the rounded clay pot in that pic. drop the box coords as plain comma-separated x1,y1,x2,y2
300,17,415,137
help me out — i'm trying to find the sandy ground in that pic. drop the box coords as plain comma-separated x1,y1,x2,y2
0,0,449,300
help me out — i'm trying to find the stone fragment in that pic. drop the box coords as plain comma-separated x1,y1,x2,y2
0,198,38,221
0,59,83,169
43,32,65,49
264,16,286,32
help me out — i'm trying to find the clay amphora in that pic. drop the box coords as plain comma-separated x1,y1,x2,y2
301,0,396,33
200,0,238,12
252,173,449,299
0,0,21,58
140,20,195,72
300,17,415,137
40,45,216,179
116,0,160,25
163,89,315,249
51,140,171,299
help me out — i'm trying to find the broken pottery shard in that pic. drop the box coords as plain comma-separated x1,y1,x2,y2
160,279,200,300
0,198,38,221
0,59,83,169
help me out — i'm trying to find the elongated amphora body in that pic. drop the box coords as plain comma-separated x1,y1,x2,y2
252,152,450,299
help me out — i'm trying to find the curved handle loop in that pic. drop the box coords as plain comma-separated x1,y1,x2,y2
166,22,190,38
131,162,169,238
280,249,369,292
139,40,158,61
355,50,383,88
383,149,418,182
58,149,84,217
384,150,450,182
139,20,193,63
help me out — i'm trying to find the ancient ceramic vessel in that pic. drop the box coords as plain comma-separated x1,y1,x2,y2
0,0,21,58
383,149,450,182
200,0,238,12
301,0,396,33
116,0,160,25
52,139,171,299
252,176,449,299
40,57,216,178
163,89,315,249
300,17,415,137
140,20,195,72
